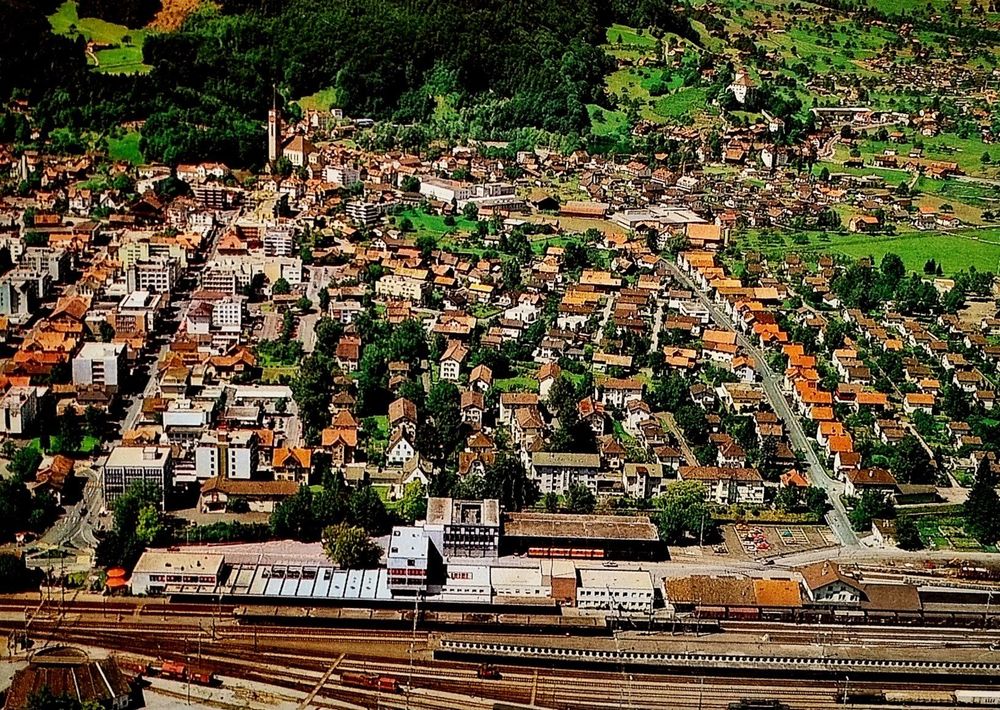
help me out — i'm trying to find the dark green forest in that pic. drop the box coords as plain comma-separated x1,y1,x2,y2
1,0,692,166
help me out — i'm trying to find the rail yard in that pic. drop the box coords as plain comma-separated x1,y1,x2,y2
2,594,1000,709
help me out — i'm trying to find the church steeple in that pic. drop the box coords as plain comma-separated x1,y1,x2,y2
267,86,282,163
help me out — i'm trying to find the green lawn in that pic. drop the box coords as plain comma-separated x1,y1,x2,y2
94,45,150,74
914,514,997,552
364,415,389,440
397,209,478,237
587,104,628,137
605,23,658,49
494,377,539,393
651,87,708,120
261,366,298,383
295,86,339,112
108,130,144,164
831,231,1000,275
48,0,151,75
27,435,100,457
737,227,1000,275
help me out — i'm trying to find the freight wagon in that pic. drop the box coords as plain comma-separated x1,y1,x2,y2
340,672,400,693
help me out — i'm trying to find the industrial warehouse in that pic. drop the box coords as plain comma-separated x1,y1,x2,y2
126,500,1000,626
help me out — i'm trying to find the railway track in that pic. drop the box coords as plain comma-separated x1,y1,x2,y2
8,615,1000,710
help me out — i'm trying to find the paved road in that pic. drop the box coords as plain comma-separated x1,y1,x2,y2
665,261,859,547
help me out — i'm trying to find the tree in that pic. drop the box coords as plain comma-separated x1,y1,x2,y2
484,454,539,511
849,490,894,532
54,408,82,454
271,277,292,295
542,491,560,513
401,175,421,193
895,516,922,550
322,523,382,569
415,233,437,258
890,435,934,484
654,481,715,545
226,496,250,513
98,321,115,343
805,486,829,517
880,253,905,286
422,381,463,461
566,483,596,514
399,480,428,523
349,482,390,535
291,354,332,444
398,216,415,232
135,504,166,546
8,446,42,483
83,406,105,440
94,480,162,570
270,485,318,541
965,456,1000,545
462,202,479,222
0,553,40,593
774,486,803,512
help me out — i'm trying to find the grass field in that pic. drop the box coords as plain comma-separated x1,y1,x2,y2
27,435,100,457
396,209,477,237
48,1,151,75
108,130,144,164
261,366,297,383
295,87,339,112
606,23,658,49
842,130,1000,179
651,87,709,120
739,227,1000,275
93,45,150,74
915,514,997,552
494,377,539,393
587,105,628,137
832,231,1000,274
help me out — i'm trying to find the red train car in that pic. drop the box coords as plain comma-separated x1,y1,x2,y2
477,664,502,679
158,661,187,680
341,672,400,693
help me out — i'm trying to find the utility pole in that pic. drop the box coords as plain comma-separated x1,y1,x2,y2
405,590,421,710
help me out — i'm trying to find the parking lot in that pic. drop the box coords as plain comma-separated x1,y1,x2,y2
717,524,838,560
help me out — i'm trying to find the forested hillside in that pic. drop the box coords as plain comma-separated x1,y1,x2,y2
1,0,692,166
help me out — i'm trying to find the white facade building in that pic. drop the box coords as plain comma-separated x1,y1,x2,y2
72,342,127,389
577,569,654,612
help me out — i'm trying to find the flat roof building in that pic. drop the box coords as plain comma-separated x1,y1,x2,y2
502,512,664,561
130,550,225,596
102,445,173,510
577,568,654,613
425,497,501,559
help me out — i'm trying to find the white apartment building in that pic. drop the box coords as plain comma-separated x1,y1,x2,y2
375,274,426,302
263,227,296,258
72,342,127,390
0,385,46,435
194,430,258,480
577,569,654,612
125,257,180,294
346,201,383,226
102,446,173,509
419,177,472,204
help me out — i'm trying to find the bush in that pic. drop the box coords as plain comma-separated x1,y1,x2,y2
0,553,41,593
